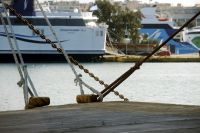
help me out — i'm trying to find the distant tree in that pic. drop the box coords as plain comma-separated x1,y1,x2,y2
122,8,142,43
92,0,142,43
187,20,196,28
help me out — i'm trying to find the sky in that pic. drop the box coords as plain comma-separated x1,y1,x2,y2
39,0,199,6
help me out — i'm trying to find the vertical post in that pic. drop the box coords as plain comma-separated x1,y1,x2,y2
125,23,129,55
199,50,200,57
196,18,197,26
147,33,149,53
126,42,128,54
23,65,29,105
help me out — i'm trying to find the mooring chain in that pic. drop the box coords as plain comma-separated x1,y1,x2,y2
4,4,63,53
5,3,129,101
69,57,129,101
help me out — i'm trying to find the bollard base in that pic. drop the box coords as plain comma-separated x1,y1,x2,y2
25,96,50,109
76,94,99,103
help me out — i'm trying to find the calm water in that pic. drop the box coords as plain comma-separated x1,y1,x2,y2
0,62,200,111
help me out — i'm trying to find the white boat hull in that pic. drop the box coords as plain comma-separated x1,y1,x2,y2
0,25,107,54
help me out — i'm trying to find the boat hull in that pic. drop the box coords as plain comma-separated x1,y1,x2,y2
0,53,104,63
0,22,107,62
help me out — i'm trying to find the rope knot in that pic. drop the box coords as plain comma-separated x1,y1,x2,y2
17,78,24,87
74,74,82,86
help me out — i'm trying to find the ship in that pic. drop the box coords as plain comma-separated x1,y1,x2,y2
140,7,199,55
182,26,200,50
0,0,107,62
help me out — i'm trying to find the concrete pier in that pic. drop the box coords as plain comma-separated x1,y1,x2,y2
0,101,200,133
103,54,200,62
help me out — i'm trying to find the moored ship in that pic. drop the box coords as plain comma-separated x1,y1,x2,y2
0,0,107,62
182,26,200,50
140,7,199,55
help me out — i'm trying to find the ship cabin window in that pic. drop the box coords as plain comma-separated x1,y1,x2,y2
51,19,66,26
12,19,25,25
6,17,86,26
95,30,103,37
32,18,46,25
96,31,99,36
33,18,86,26
4,18,26,25
197,19,200,26
100,31,103,36
65,19,86,26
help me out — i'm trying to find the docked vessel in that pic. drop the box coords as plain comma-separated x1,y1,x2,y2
140,7,199,54
182,26,200,50
0,0,107,62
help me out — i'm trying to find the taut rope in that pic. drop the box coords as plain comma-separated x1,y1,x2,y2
3,2,103,99
4,2,129,101
99,10,200,101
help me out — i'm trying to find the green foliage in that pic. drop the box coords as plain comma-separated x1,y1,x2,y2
140,39,159,45
93,0,142,43
187,20,196,28
139,33,159,44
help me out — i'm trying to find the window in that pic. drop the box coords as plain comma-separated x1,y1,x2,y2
100,31,103,36
96,31,99,36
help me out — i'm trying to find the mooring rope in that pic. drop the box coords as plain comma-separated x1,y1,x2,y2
4,2,102,97
0,11,30,104
1,3,51,109
35,0,104,97
35,0,85,94
98,10,200,101
0,4,42,105
3,4,38,96
3,2,130,101
70,57,129,101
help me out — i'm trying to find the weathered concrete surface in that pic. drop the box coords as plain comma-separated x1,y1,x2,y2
0,101,200,133
103,54,200,62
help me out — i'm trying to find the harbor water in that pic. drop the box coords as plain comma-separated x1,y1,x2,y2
0,62,200,111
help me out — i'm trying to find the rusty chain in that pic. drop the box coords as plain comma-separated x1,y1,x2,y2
69,57,129,101
5,3,129,101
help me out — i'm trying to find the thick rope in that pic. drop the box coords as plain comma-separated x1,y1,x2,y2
2,3,37,97
35,0,84,94
70,57,129,101
4,2,102,96
0,12,30,104
35,0,103,96
98,10,200,101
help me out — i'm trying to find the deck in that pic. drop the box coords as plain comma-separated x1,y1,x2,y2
0,101,200,133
